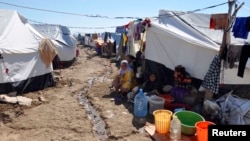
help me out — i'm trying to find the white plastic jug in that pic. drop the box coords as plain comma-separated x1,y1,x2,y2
149,95,165,115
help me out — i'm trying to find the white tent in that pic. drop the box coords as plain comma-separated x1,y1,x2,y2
145,10,250,85
31,24,77,62
0,9,55,94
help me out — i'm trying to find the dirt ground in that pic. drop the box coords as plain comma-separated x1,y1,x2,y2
0,46,152,141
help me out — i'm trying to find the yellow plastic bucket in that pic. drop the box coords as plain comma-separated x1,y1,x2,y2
153,109,173,134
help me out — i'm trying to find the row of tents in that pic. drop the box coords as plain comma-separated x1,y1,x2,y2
76,8,250,89
1,8,249,96
113,9,250,94
0,9,78,94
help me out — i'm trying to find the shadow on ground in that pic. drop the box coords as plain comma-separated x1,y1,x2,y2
102,91,155,130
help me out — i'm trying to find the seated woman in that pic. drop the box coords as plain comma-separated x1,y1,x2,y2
173,65,192,87
142,72,164,95
127,72,164,101
111,60,137,94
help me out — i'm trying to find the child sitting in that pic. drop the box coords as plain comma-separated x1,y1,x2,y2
127,72,164,102
170,65,192,103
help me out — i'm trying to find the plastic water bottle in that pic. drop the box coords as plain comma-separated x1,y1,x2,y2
134,88,148,117
133,89,148,127
170,115,181,140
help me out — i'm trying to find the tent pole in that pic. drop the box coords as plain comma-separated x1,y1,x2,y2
218,0,234,59
205,0,244,100
219,0,244,59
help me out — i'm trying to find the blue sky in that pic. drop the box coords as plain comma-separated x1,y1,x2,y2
0,0,249,34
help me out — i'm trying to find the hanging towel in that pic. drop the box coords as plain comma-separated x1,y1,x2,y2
232,17,250,39
202,55,221,94
39,38,57,68
209,13,228,29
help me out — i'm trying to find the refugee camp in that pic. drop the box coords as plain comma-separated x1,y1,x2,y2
0,0,250,141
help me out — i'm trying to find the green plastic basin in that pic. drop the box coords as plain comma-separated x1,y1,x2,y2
174,110,205,135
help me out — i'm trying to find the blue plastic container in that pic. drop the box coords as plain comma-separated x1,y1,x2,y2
134,89,148,117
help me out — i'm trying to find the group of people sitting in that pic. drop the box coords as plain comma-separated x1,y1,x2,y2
110,56,193,106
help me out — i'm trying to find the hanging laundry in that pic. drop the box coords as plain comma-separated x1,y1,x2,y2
122,33,128,53
232,17,250,39
209,13,228,30
104,32,112,43
126,22,135,37
201,55,221,94
134,22,145,41
85,34,91,37
115,26,126,34
227,45,243,68
91,33,98,40
122,33,127,47
237,44,250,78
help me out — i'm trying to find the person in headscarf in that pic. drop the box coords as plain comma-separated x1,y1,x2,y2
112,60,137,93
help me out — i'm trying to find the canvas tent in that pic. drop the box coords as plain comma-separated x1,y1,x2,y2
145,10,250,87
0,9,55,94
32,24,77,68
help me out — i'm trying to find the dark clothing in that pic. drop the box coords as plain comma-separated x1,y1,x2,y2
228,45,243,68
232,17,250,39
237,45,250,77
170,86,188,103
135,51,142,67
129,60,137,74
141,80,164,94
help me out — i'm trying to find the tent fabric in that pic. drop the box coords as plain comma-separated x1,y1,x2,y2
145,10,250,85
32,24,77,61
146,18,219,80
170,10,250,45
0,73,54,94
0,9,54,94
32,24,76,47
0,10,41,54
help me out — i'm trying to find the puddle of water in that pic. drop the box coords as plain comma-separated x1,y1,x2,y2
78,77,108,141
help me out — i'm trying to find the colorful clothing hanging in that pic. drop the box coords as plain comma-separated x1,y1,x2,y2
209,13,228,30
115,26,126,34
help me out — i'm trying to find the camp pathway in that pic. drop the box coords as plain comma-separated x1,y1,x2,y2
0,46,151,141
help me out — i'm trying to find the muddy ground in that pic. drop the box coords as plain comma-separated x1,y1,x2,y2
0,46,152,141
